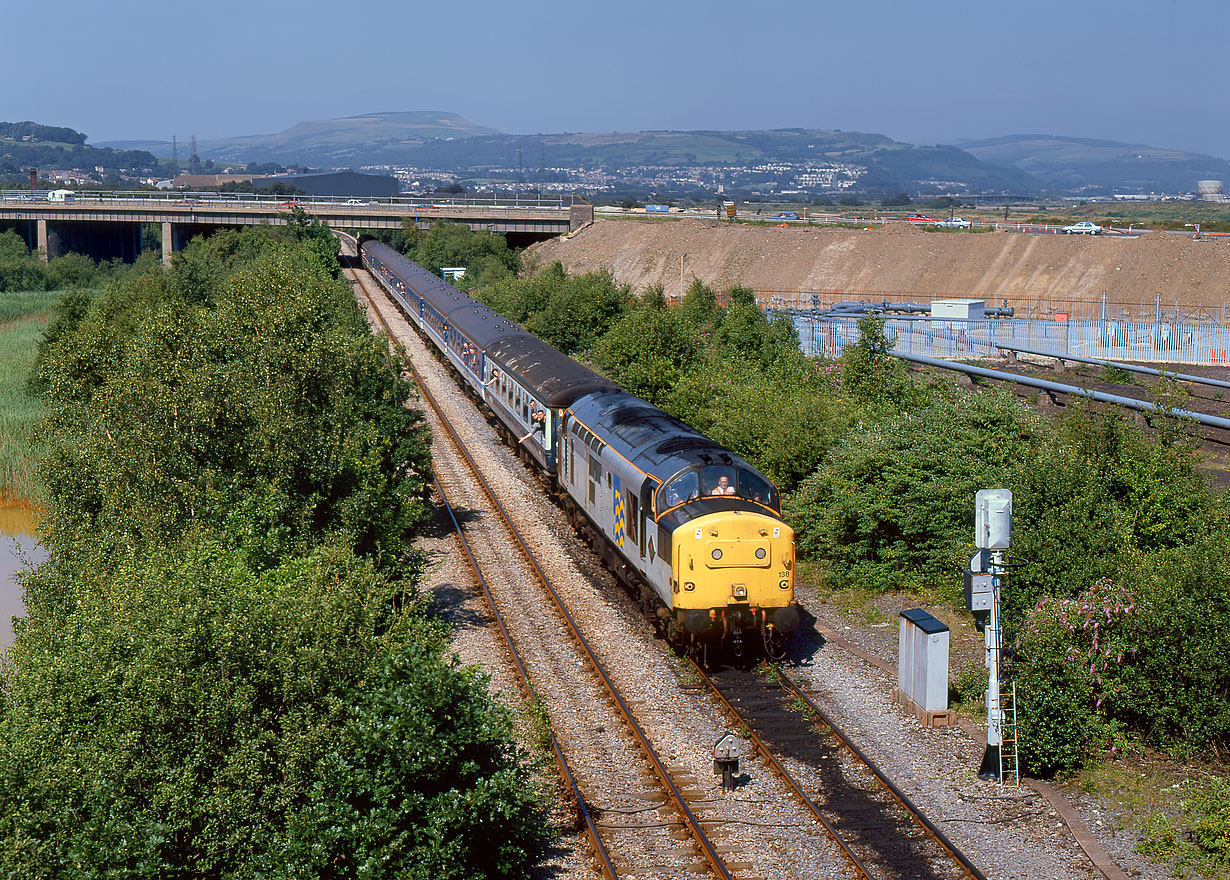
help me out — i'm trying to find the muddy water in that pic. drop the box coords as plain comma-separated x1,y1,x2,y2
0,503,43,653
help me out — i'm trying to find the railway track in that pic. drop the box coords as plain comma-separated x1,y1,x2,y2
349,264,745,880
347,259,994,879
697,662,986,880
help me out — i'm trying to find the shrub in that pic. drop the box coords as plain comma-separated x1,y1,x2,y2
1013,580,1139,775
1137,776,1230,874
1,537,544,878
788,388,1039,590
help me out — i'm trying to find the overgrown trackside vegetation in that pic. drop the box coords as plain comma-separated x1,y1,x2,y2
0,290,60,500
0,224,546,877
391,225,1230,787
0,228,159,293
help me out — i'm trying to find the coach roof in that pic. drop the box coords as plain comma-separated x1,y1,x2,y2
486,335,621,408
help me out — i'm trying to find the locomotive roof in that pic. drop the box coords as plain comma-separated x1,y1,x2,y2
569,391,757,483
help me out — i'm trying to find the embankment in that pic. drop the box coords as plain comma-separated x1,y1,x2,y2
527,219,1230,314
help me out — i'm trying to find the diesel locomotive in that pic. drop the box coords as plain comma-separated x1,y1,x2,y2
361,240,799,660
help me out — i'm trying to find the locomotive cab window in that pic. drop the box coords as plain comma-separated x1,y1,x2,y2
702,465,737,497
739,469,778,511
660,471,699,511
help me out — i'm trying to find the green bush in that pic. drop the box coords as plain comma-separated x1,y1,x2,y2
1013,580,1139,775
33,240,432,570
2,229,548,876
1,537,544,878
787,388,1038,590
1006,406,1213,618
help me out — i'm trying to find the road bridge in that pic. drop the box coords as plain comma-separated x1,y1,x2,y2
0,192,591,262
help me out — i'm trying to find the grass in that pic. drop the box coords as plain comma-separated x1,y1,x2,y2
1072,763,1230,879
0,289,63,502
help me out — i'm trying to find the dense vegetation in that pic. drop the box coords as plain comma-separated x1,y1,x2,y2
0,289,59,500
0,223,546,876
0,122,158,176
0,229,157,293
384,226,1230,784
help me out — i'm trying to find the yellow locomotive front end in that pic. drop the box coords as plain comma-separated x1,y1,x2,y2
672,511,798,660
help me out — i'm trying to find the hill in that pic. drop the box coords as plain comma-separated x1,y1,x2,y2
193,111,503,166
157,115,1036,194
0,122,159,178
957,134,1230,194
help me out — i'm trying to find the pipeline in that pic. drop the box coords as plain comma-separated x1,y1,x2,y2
895,350,1230,431
993,342,1230,391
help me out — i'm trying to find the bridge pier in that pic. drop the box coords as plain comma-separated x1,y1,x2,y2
36,219,48,263
162,221,173,263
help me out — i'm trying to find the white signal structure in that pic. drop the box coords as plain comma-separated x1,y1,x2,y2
965,489,1019,785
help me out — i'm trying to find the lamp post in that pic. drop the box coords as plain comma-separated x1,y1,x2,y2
680,252,688,302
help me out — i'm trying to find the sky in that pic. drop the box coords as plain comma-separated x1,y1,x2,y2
5,0,1228,158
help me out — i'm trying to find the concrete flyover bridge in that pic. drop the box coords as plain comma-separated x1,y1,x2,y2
0,191,592,262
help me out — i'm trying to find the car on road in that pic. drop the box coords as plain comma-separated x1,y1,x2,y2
769,211,800,220
1062,221,1103,235
934,216,972,229
344,199,369,206
903,215,938,223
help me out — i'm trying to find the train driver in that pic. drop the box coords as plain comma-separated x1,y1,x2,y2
711,475,736,496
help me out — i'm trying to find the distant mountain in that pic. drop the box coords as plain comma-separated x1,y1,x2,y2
191,111,502,166
150,114,1033,194
956,134,1230,193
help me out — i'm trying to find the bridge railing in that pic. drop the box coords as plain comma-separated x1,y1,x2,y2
0,190,579,210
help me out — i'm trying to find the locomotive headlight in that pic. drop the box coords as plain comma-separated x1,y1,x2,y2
711,548,723,560
733,584,747,599
755,547,767,560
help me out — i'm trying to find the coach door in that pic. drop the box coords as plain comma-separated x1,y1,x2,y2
587,454,601,515
639,482,656,561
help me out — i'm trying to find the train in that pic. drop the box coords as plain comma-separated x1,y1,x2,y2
360,240,799,661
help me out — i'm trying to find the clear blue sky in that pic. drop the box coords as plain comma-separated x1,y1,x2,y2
5,0,1226,157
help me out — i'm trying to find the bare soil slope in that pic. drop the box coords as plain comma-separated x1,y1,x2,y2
528,219,1230,313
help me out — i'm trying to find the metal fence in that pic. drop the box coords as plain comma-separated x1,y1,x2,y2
761,289,1230,327
796,314,1230,368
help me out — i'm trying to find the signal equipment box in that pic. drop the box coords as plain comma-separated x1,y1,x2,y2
894,608,954,727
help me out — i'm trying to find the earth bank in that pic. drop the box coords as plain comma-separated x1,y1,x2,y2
528,219,1230,316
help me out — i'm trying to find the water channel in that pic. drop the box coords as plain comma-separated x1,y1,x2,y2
0,502,42,653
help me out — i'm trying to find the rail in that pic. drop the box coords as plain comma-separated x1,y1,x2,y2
894,350,1230,431
694,662,988,880
352,264,735,880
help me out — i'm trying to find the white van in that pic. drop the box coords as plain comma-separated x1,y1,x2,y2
47,189,76,202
